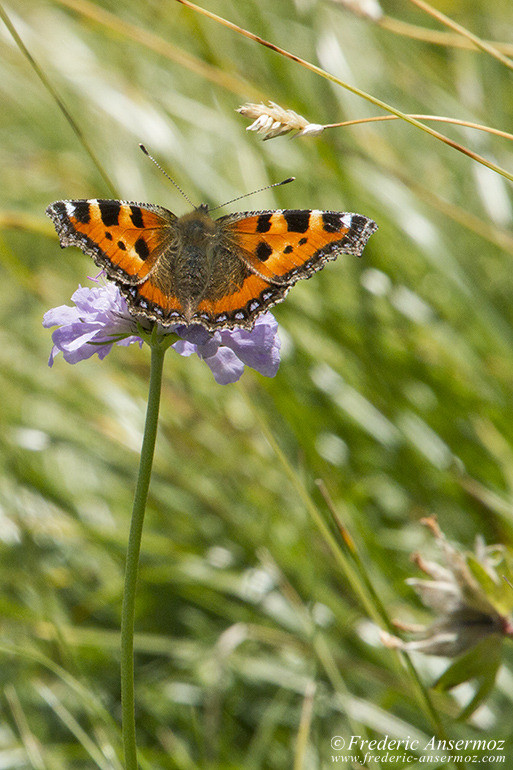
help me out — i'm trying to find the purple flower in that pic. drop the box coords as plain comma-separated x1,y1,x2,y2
43,284,281,385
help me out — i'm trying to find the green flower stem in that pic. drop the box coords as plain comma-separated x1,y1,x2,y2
120,342,166,770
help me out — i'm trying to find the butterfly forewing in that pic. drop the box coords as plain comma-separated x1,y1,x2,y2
222,209,377,284
46,199,176,284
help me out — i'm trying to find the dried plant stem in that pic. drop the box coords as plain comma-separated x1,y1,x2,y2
407,0,513,71
324,114,513,144
54,0,261,99
173,0,513,184
0,3,117,196
294,681,316,770
378,15,513,56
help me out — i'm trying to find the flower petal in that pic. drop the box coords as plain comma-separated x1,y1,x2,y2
204,347,245,385
44,284,281,382
218,313,281,377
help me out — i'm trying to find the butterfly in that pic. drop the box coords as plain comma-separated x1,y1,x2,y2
46,197,377,331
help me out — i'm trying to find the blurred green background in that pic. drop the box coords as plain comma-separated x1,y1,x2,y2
2,0,513,767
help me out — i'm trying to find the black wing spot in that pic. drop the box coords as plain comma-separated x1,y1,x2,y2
135,237,149,261
284,210,310,233
350,214,370,232
73,201,91,224
256,241,273,261
105,232,113,241
130,206,144,228
117,241,126,251
99,201,121,227
298,237,308,246
256,214,273,233
322,212,344,233
50,202,66,220
283,245,293,254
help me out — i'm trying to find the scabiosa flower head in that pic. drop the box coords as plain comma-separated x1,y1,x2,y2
381,518,513,717
43,284,281,385
382,517,513,658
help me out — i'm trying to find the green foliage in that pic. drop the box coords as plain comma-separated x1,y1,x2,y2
2,0,513,767
435,637,503,722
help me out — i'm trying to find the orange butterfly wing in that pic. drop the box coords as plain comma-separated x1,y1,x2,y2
47,201,377,330
46,199,175,284
191,209,377,327
223,209,376,278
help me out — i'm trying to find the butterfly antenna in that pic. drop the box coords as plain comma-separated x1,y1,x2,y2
208,177,295,213
139,144,195,208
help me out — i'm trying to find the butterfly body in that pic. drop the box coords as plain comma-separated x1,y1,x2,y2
46,197,377,330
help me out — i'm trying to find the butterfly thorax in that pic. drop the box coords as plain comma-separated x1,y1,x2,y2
146,207,221,319
172,208,216,293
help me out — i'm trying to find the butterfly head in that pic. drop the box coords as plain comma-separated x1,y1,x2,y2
176,206,217,246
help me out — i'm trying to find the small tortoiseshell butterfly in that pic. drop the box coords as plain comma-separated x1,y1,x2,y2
46,188,377,331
